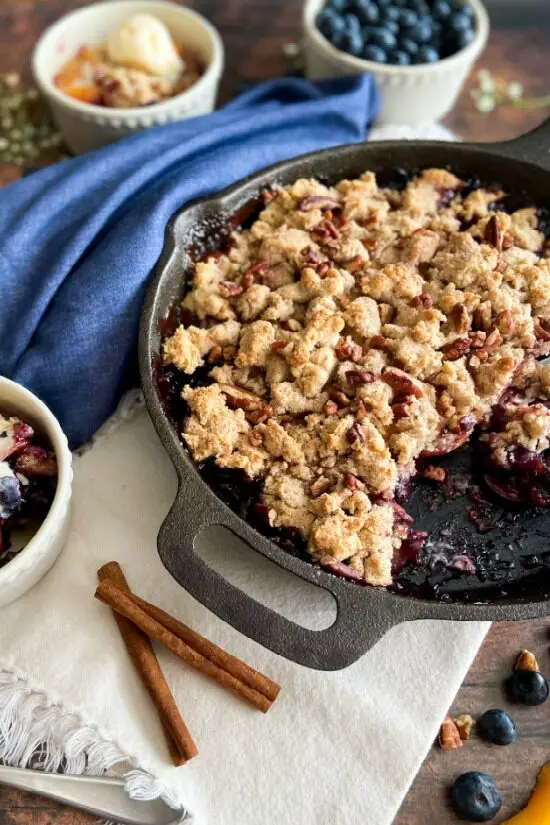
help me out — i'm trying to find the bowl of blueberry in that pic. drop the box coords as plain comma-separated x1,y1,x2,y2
0,377,72,607
303,0,489,125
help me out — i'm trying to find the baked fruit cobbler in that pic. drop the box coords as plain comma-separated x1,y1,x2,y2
0,413,57,567
159,167,550,588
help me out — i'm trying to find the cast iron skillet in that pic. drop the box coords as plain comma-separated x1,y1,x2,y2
140,117,550,671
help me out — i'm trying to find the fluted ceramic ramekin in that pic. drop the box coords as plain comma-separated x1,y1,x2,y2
32,0,225,154
0,378,72,607
303,0,489,126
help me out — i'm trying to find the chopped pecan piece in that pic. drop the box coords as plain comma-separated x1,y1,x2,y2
369,334,388,350
207,345,223,363
323,400,338,416
410,292,433,309
336,336,363,362
441,337,472,361
246,405,273,425
392,401,411,420
484,328,503,350
241,272,255,290
502,233,514,249
219,281,243,298
469,331,487,349
262,189,277,205
298,195,341,212
534,317,550,342
249,430,264,447
345,255,365,273
474,302,492,331
218,383,263,411
222,345,237,361
310,476,332,497
484,214,502,250
271,340,288,353
302,245,324,265
344,473,365,491
381,367,424,398
419,465,448,483
451,304,469,334
378,303,395,324
496,309,515,336
346,422,365,446
329,390,350,408
346,369,375,386
454,714,475,741
313,218,340,241
516,650,539,672
245,259,269,277
317,262,330,277
353,399,367,422
438,717,463,751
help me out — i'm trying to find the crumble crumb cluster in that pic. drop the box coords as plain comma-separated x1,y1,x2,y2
162,167,550,587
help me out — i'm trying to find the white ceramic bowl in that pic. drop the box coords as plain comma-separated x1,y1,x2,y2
303,0,489,126
32,0,225,154
0,379,72,607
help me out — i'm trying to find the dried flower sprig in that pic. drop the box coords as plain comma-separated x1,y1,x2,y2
471,69,550,114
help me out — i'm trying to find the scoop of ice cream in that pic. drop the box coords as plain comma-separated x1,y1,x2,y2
106,13,184,78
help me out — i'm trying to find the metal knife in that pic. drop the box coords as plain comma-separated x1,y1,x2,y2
0,765,181,825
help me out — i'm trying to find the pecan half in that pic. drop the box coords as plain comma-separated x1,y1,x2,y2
484,214,502,250
344,473,365,491
496,309,515,336
438,717,463,751
219,280,243,298
410,292,433,309
516,649,539,672
381,367,424,398
392,401,411,420
298,195,341,212
218,384,263,411
441,337,472,361
346,369,375,386
451,304,469,334
346,422,365,446
336,336,363,362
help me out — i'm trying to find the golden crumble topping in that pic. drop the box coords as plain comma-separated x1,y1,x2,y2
162,169,550,587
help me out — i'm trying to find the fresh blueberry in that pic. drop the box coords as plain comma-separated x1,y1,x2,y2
0,472,22,520
328,0,349,12
432,0,453,19
317,8,347,39
381,6,401,22
451,772,502,823
478,709,517,746
398,8,418,27
452,27,475,50
400,36,419,57
402,19,433,43
454,1,475,18
451,10,474,31
506,670,549,706
362,44,388,62
339,27,365,55
344,12,363,34
375,0,393,7
384,20,401,34
414,45,439,62
354,0,380,24
366,25,397,49
389,49,411,64
407,0,430,15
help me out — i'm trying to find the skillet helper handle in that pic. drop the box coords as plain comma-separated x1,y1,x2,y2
487,116,550,171
157,494,397,671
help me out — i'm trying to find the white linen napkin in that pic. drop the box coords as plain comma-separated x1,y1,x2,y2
0,124,489,825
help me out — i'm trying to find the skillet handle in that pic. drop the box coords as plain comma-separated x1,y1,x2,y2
157,492,401,671
486,116,550,170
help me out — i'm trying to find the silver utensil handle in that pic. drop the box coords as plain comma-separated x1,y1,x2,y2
0,766,180,825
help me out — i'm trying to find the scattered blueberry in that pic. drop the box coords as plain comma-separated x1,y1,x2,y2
451,772,502,823
365,25,398,49
451,10,473,31
414,45,440,63
317,8,347,38
506,670,549,706
344,12,363,34
381,5,401,21
340,28,365,55
398,8,418,27
355,2,380,24
389,49,411,64
362,44,389,62
477,709,517,746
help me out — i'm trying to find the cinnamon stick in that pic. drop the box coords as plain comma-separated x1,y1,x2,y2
97,562,198,765
95,578,276,713
124,591,279,704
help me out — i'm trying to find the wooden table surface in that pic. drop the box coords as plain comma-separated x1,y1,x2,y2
0,2,549,824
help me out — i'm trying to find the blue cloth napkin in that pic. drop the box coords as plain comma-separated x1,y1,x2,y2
0,76,378,448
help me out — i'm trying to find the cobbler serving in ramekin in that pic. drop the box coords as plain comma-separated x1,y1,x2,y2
158,167,550,589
